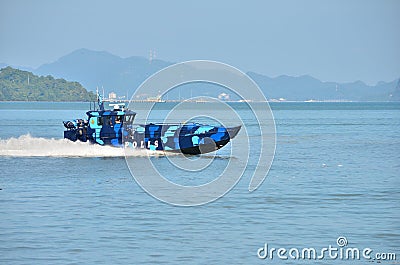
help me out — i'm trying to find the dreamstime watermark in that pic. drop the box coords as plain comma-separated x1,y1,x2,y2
123,60,276,206
257,236,397,261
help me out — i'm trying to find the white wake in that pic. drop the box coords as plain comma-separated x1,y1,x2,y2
0,134,157,158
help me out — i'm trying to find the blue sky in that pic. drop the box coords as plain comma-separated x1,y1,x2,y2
0,0,399,84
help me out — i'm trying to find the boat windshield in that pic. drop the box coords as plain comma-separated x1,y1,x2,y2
124,114,135,124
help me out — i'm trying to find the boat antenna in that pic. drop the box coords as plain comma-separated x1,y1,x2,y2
98,91,104,111
95,87,98,110
95,86,104,110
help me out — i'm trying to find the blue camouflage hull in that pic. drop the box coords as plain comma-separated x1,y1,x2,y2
124,123,241,155
64,122,240,155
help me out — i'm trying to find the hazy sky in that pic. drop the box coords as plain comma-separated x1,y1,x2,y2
0,0,399,84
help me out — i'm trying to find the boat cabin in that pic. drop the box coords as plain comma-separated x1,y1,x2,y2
85,104,136,146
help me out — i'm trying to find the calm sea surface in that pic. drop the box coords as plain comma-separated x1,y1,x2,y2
0,102,399,264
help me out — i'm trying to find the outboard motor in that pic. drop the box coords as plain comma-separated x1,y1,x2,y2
63,121,76,129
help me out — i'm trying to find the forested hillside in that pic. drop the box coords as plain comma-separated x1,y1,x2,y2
0,67,95,101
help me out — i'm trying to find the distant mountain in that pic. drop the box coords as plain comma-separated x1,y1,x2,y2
20,48,399,101
35,48,172,97
0,66,95,101
248,72,399,101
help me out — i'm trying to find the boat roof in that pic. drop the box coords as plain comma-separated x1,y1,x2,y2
86,109,136,117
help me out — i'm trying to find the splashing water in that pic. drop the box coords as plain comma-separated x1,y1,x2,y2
0,134,160,158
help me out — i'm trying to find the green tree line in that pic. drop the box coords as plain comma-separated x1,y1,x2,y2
0,67,96,101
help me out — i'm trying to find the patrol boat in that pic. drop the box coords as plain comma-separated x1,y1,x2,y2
63,97,241,155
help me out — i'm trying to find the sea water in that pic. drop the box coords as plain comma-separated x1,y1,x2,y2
0,102,399,264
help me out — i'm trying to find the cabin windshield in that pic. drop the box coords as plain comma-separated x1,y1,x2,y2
124,115,135,124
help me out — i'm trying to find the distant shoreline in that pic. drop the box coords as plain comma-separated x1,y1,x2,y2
0,100,399,103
